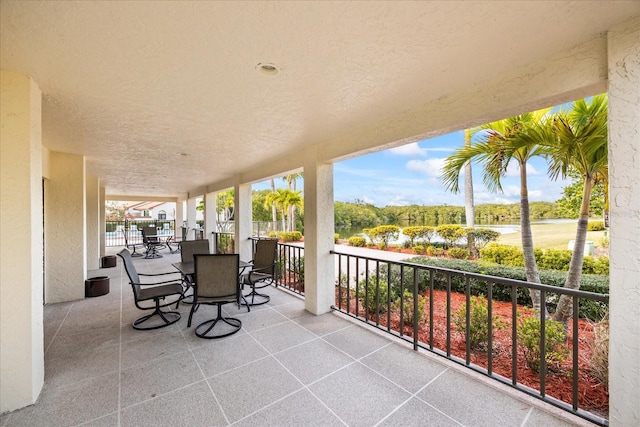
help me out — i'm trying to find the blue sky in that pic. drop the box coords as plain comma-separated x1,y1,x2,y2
254,130,572,207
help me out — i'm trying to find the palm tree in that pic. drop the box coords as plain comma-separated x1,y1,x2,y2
264,188,288,232
283,173,303,231
269,179,277,226
283,189,304,232
464,129,475,228
442,109,551,313
542,95,608,325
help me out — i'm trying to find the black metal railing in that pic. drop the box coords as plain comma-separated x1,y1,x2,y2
331,249,609,426
274,242,304,295
105,220,175,247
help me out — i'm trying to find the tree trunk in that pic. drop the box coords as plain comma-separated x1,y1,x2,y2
554,178,594,325
270,179,277,228
519,162,546,315
464,129,475,228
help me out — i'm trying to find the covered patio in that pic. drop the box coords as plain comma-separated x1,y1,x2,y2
1,249,585,426
1,2,639,425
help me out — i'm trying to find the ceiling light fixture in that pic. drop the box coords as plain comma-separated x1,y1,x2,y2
256,62,280,77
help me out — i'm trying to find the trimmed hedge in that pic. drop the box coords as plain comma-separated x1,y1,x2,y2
348,236,367,247
379,257,608,321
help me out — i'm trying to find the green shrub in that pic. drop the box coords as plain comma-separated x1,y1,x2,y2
412,245,425,254
480,243,525,267
334,233,340,243
357,276,390,314
426,246,444,256
587,313,609,388
517,315,568,372
366,225,400,246
348,236,367,247
278,231,302,242
268,231,278,238
539,249,573,271
402,226,436,246
448,248,470,259
453,296,506,350
435,224,466,248
399,256,609,321
588,221,605,231
395,289,427,326
581,256,609,275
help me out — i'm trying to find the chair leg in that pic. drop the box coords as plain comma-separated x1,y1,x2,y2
194,304,242,339
242,282,271,306
133,298,181,330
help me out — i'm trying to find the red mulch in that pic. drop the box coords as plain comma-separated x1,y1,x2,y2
334,287,608,416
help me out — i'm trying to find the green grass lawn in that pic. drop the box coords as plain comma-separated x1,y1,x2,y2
496,221,608,251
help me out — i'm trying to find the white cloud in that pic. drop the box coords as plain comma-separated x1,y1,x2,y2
388,143,426,157
406,158,446,178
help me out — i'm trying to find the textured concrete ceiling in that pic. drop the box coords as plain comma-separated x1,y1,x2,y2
2,1,639,198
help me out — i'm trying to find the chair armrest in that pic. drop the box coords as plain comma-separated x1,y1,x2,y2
136,278,183,287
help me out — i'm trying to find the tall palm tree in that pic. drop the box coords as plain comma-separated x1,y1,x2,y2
283,173,303,231
542,95,608,324
442,109,551,313
464,128,475,228
283,189,304,232
264,188,288,232
269,179,277,226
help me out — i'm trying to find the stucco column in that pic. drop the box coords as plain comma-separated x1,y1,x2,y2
303,148,335,315
175,199,185,238
235,183,252,261
607,17,640,426
86,174,100,270
0,70,44,412
45,151,86,303
204,192,217,251
99,186,105,256
186,197,197,239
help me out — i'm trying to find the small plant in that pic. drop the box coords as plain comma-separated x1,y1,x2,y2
587,221,605,231
394,289,426,325
426,246,444,257
587,313,609,388
448,247,470,259
599,236,609,248
453,296,506,350
348,236,367,247
517,315,568,372
278,231,303,242
357,276,390,314
412,245,425,254
334,233,340,243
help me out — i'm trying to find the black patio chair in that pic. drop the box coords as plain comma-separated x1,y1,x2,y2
142,226,166,259
117,249,183,330
242,238,278,306
187,254,242,339
179,239,210,302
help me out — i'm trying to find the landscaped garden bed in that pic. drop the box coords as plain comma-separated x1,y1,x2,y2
335,287,609,417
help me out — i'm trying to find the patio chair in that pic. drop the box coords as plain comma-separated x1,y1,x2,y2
187,254,242,339
142,226,165,258
117,249,183,330
179,239,210,302
242,238,278,306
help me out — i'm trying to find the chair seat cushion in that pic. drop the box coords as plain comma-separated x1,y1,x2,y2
138,283,183,301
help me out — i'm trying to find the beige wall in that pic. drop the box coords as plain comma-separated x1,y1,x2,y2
44,151,86,303
607,16,640,426
0,70,44,412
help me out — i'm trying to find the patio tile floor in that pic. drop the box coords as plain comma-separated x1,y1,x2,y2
1,248,591,426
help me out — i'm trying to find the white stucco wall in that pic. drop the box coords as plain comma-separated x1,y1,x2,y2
0,71,44,412
45,151,86,303
86,174,100,270
607,17,640,426
303,148,335,315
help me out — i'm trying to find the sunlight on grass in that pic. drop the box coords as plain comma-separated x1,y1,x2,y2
497,221,607,251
